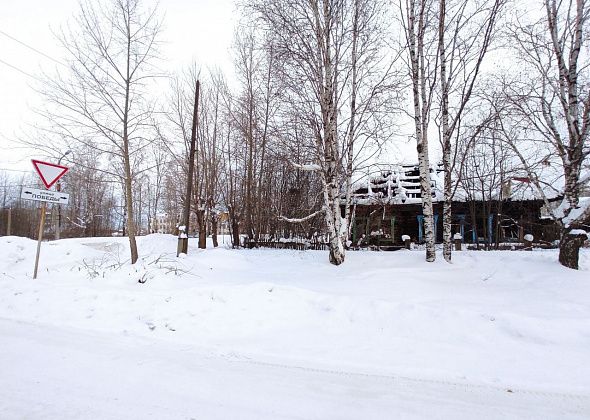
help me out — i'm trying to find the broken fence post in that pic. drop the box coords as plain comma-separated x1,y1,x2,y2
402,234,411,250
177,225,188,257
453,232,462,251
523,233,533,251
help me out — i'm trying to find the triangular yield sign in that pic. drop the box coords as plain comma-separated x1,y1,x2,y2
32,159,69,189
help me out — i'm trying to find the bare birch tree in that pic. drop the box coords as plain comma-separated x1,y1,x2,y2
401,0,438,262
437,0,504,261
244,0,396,264
247,0,350,264
504,0,590,269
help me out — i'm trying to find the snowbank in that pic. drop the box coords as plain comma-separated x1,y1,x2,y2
1,234,590,408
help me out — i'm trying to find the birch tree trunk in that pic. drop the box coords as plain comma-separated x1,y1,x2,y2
343,0,360,244
319,0,345,265
437,0,503,262
405,0,436,262
438,0,451,262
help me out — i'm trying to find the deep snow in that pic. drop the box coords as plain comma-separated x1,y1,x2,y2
1,234,589,419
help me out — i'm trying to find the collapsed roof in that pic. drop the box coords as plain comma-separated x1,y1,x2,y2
349,163,563,205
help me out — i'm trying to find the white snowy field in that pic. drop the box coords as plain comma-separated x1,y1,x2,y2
0,234,589,419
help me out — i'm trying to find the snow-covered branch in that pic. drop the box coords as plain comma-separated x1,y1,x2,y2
560,197,590,228
289,160,322,172
67,217,86,229
577,171,590,188
278,209,325,223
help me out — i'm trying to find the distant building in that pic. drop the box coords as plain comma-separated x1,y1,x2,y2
151,210,230,236
152,213,179,234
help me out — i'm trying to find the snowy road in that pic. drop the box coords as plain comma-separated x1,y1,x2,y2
1,318,588,420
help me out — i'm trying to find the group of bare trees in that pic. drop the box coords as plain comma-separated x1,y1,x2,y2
30,0,162,263
443,0,590,268
501,0,590,268
11,0,588,269
400,0,505,263
400,0,590,268
244,0,398,264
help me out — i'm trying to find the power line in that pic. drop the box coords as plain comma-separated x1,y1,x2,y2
0,29,64,66
0,58,44,83
0,168,31,173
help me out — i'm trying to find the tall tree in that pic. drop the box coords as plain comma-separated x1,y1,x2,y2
437,0,504,261
401,0,438,262
40,0,162,263
246,0,396,264
505,0,590,269
249,0,350,264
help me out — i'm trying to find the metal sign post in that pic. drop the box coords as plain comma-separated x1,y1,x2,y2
6,208,10,236
23,159,70,279
33,202,47,279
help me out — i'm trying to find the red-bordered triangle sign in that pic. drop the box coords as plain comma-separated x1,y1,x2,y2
32,159,69,189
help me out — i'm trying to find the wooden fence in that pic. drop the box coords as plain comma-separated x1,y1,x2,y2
243,238,329,251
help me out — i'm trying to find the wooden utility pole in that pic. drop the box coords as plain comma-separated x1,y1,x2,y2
6,208,11,236
178,79,200,255
33,203,47,279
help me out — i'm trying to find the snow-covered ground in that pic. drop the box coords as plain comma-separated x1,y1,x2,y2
1,234,589,419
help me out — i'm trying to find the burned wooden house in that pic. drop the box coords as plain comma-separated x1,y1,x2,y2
347,164,560,248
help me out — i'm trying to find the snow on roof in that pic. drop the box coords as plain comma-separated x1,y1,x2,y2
505,162,564,202
349,163,442,205
349,163,562,205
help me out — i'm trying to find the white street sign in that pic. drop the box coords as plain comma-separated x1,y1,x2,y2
21,188,70,204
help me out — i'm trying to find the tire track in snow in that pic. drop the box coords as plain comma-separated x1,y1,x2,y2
2,317,589,418
3,315,588,404
230,356,590,403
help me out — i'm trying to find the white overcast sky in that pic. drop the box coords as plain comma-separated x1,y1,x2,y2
0,0,236,172
1,0,535,177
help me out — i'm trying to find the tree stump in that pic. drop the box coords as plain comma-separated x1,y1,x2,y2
524,234,534,251
559,230,588,270
453,233,462,251
402,235,411,250
176,226,188,256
